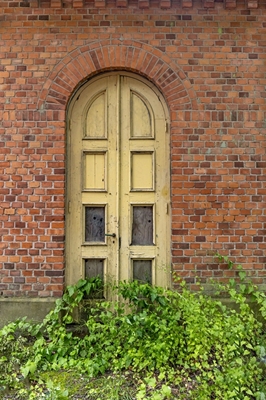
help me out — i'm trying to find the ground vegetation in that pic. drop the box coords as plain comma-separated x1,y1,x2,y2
0,255,265,399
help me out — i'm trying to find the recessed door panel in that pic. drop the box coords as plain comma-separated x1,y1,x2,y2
131,152,154,191
132,206,153,245
133,260,152,284
85,259,104,281
130,92,154,138
85,91,107,138
84,206,105,243
84,152,106,190
66,73,170,290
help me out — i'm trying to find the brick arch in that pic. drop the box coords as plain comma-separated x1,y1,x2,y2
38,40,197,113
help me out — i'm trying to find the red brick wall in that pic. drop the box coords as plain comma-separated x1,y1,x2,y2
0,0,266,297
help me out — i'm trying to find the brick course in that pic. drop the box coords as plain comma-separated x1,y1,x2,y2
0,0,266,297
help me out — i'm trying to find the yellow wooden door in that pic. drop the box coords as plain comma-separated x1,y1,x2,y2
66,73,170,291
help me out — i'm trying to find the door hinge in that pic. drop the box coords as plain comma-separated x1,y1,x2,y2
165,121,169,133
166,203,169,214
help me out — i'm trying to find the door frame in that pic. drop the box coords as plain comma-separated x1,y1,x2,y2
65,71,171,289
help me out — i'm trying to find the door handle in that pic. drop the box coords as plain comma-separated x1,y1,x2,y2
105,233,116,238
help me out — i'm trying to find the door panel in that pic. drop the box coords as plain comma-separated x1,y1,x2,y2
83,152,106,191
66,73,170,290
131,152,154,190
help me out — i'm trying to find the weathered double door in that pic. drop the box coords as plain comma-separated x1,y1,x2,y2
66,73,170,291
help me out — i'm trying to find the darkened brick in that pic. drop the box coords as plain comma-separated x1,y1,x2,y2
4,263,15,269
196,236,206,242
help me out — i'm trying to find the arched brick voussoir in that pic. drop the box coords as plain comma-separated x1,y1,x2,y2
38,40,197,112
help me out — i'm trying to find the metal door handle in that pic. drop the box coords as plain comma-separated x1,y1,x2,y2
105,233,116,238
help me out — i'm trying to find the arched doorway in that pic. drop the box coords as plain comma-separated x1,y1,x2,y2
66,72,171,291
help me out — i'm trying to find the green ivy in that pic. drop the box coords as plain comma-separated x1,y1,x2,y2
0,261,265,399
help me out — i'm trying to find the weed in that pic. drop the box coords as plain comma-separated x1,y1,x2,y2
0,259,265,399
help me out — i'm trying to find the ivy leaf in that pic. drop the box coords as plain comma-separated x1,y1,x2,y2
21,361,37,377
239,271,246,281
151,292,157,302
67,285,75,297
76,279,87,289
162,385,172,397
145,377,156,388
158,297,166,306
